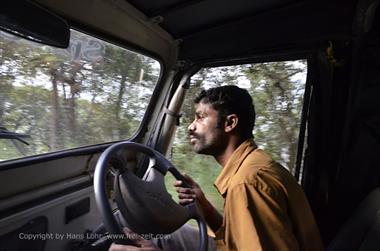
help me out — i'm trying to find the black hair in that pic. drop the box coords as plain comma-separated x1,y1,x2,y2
194,85,255,138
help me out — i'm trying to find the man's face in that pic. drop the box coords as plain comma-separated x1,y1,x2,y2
188,102,227,155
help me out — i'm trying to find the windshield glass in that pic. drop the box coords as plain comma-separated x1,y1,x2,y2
0,29,160,162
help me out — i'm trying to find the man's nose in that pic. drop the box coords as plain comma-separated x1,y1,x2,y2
188,121,195,132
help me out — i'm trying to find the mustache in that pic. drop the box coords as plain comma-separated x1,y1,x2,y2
188,132,199,139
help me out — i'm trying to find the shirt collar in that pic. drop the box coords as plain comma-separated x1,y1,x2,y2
214,138,257,196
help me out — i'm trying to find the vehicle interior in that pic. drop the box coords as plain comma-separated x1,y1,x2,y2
1,0,380,250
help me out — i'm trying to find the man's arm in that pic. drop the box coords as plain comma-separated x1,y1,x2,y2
174,174,223,233
109,244,158,251
108,228,161,251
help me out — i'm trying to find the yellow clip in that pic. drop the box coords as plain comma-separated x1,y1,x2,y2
326,41,337,66
326,41,344,67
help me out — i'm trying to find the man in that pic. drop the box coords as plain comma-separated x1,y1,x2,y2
110,85,323,251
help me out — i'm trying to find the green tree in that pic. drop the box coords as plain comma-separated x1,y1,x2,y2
243,61,306,172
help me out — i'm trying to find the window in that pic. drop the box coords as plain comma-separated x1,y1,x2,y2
0,29,160,162
169,60,307,212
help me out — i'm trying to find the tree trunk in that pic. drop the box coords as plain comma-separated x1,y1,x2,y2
49,68,63,151
0,83,6,125
66,79,79,140
115,74,127,139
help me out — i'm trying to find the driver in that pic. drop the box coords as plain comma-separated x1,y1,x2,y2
110,85,323,251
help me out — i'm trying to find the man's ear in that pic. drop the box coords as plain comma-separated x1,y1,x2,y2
224,114,238,133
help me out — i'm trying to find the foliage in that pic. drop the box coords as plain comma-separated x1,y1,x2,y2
0,30,159,160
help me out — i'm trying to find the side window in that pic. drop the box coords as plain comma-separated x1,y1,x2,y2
0,30,160,162
170,60,307,212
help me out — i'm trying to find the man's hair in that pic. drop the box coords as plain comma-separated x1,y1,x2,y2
194,85,256,138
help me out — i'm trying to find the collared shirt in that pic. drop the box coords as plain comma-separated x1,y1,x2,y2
214,139,324,251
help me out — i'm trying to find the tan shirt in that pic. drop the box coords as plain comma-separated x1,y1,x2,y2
214,139,323,251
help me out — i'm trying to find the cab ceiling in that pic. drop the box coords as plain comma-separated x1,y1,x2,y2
37,0,358,65
126,0,357,63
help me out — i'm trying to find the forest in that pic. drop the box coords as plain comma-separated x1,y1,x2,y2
0,30,159,160
1,29,306,211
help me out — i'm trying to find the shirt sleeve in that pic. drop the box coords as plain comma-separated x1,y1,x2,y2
223,181,300,251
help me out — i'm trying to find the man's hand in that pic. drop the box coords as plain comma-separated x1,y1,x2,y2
108,228,161,251
174,173,207,206
174,173,223,233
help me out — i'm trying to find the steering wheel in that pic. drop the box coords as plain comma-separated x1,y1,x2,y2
93,141,208,251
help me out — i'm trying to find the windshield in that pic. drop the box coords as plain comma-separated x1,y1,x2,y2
0,29,160,162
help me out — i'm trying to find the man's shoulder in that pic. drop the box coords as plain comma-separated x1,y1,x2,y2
238,148,279,175
245,148,274,166
229,148,274,185
231,148,295,191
